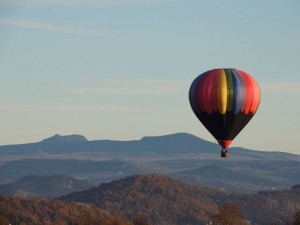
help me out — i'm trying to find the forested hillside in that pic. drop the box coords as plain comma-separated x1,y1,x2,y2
61,174,218,225
0,195,135,225
61,174,300,225
1,174,300,225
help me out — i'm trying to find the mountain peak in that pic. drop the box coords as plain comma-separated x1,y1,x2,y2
41,134,88,143
140,132,197,140
138,132,215,153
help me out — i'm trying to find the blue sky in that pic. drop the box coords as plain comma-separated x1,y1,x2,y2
0,0,299,154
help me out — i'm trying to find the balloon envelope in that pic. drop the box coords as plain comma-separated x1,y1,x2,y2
189,68,261,149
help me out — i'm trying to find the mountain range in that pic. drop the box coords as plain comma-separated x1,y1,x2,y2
0,133,216,155
1,132,296,158
0,133,299,224
0,133,298,161
0,133,299,192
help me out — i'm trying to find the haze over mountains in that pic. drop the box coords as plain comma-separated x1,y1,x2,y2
0,133,299,193
0,175,93,198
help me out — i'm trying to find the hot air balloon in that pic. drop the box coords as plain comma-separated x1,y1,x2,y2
189,68,261,157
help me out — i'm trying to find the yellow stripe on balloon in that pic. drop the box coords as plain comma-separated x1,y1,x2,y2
217,70,227,114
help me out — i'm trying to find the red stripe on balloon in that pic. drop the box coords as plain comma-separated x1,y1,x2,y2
198,73,210,112
211,69,221,112
246,74,260,113
203,70,217,114
249,76,261,113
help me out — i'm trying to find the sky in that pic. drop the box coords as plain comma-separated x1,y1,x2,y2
0,0,299,154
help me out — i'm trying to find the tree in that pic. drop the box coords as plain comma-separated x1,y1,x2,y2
133,213,151,225
291,210,300,225
210,202,248,225
75,210,93,225
0,214,10,225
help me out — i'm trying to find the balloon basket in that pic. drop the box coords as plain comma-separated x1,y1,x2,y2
221,149,228,158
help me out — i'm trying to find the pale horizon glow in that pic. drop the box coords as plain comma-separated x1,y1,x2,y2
0,0,299,154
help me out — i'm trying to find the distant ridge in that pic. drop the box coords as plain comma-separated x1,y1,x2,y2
0,132,297,160
0,132,219,155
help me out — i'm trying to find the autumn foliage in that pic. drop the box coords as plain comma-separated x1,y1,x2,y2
1,174,300,225
0,195,133,225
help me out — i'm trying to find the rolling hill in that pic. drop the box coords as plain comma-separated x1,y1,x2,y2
60,174,218,225
60,174,300,225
